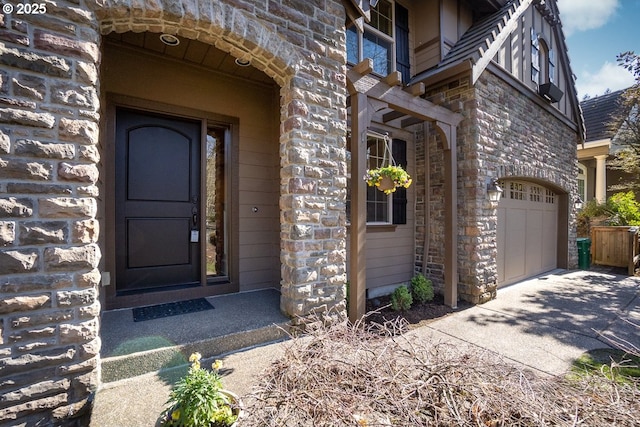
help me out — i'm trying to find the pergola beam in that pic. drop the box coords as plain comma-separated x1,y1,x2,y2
347,68,463,322
348,91,370,323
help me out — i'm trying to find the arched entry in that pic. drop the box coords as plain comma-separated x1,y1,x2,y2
88,1,349,317
496,179,559,286
101,33,282,308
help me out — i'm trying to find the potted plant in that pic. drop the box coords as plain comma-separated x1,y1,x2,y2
363,165,412,194
159,352,242,427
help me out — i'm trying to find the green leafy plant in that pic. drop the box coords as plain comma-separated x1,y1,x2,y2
363,165,412,194
411,274,434,304
608,191,640,225
578,191,640,229
161,353,238,427
390,285,413,311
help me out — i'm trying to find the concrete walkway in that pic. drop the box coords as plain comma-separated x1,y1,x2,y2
412,268,640,376
89,269,640,426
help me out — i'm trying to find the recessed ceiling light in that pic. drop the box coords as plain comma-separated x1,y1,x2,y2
159,34,180,46
235,57,251,67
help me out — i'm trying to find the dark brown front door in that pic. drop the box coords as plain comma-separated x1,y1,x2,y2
115,108,201,293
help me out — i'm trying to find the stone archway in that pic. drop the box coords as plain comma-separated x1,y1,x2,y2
84,0,350,319
86,0,300,87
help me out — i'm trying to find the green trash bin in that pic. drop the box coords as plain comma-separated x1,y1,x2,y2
577,238,591,270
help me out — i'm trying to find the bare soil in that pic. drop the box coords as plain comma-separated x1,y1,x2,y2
365,293,471,328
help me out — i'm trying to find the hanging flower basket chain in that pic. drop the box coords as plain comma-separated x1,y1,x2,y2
363,133,412,195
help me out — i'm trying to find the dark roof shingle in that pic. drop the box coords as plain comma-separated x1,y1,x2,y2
580,90,627,142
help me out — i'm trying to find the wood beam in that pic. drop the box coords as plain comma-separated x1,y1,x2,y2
384,71,403,87
408,82,425,97
382,110,404,123
348,92,370,323
347,69,462,126
352,58,374,77
400,116,423,128
436,121,458,308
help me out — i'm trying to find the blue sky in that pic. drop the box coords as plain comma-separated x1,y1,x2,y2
557,0,639,99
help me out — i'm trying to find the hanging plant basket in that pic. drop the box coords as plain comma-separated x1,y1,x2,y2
378,175,395,192
364,165,412,195
362,132,412,195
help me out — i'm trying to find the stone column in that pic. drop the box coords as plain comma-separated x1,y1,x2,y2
0,7,101,425
279,68,348,323
594,154,607,203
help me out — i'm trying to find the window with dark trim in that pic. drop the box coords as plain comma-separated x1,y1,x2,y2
347,0,410,79
531,30,554,85
395,3,410,84
346,135,407,225
531,28,540,84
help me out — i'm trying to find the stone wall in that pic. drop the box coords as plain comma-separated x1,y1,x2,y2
0,0,347,424
417,70,579,303
0,3,102,424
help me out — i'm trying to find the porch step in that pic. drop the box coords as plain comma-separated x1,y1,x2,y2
99,289,291,382
100,322,290,383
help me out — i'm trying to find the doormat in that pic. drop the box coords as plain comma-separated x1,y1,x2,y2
132,298,214,322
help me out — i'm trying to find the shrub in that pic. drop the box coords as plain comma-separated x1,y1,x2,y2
411,274,434,304
390,285,412,311
608,191,640,225
578,192,640,228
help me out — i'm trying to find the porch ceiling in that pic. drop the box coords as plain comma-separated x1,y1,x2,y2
104,32,275,86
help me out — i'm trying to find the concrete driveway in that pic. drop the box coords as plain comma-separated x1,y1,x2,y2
413,268,640,376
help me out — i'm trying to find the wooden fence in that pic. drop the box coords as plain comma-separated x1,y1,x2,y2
590,226,640,275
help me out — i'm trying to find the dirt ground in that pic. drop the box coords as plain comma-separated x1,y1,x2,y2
365,294,471,328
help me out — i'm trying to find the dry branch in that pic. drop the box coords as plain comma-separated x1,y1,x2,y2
242,319,640,426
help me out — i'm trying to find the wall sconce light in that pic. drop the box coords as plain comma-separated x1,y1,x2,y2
487,178,503,202
575,196,584,210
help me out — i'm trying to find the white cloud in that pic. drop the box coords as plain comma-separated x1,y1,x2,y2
557,0,620,36
575,61,635,99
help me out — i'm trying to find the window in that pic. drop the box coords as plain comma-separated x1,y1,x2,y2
545,188,556,204
577,164,587,202
347,0,395,76
509,182,526,200
366,134,392,223
531,28,540,84
205,127,227,278
531,30,554,84
346,134,407,225
530,185,542,202
548,48,555,83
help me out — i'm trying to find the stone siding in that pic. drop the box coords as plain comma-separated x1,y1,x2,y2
0,0,347,424
417,71,579,303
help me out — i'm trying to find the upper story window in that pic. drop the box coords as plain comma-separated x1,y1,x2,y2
347,0,395,76
531,29,540,84
531,29,554,85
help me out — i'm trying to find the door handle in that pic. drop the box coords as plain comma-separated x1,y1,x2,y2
192,207,197,227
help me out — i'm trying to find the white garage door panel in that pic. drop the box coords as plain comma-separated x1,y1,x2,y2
542,209,557,270
497,181,558,287
525,209,543,277
504,208,527,283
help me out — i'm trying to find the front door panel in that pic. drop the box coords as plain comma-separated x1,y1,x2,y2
115,108,201,293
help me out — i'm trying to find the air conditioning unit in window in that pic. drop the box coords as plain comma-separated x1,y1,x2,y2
539,82,563,103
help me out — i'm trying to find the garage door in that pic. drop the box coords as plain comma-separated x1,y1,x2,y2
497,180,558,287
